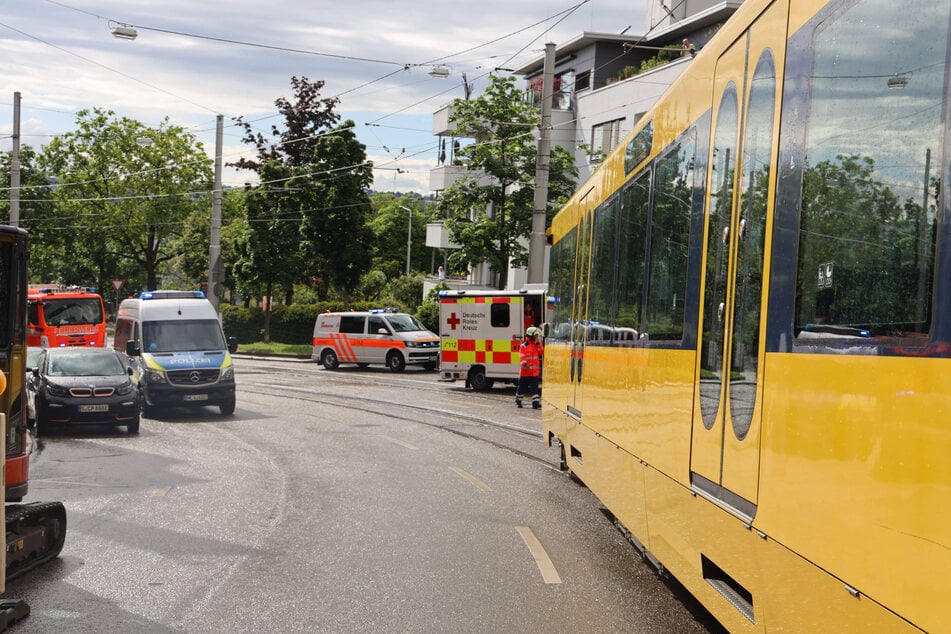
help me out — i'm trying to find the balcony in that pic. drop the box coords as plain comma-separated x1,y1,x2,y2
429,164,494,193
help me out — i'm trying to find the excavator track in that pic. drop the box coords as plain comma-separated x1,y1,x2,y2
5,501,67,583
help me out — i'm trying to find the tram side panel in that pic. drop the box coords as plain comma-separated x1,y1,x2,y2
543,0,945,630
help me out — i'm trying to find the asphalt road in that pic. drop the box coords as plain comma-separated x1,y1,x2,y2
3,355,722,633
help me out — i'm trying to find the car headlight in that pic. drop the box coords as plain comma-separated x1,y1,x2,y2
46,383,68,397
147,369,167,383
116,382,134,395
220,366,234,380
404,341,418,348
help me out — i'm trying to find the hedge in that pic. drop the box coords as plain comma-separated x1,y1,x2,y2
220,301,420,345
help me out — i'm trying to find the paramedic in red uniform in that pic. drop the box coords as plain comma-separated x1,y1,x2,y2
515,326,543,409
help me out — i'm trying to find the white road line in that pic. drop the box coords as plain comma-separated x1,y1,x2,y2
516,526,562,584
450,466,492,491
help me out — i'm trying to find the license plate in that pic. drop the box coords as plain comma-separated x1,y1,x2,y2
184,394,208,402
78,404,109,413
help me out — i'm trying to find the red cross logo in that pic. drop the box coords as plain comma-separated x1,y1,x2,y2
447,312,461,330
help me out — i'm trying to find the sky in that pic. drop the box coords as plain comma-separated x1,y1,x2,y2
0,0,648,196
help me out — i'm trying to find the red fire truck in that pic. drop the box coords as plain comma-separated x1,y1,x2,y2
27,285,107,348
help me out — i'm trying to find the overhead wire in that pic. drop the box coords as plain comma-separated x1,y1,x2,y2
11,0,610,208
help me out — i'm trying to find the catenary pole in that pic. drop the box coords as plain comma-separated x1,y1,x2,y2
527,43,555,284
207,114,223,311
9,92,20,226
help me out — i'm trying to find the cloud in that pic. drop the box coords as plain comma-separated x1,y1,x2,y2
0,0,645,193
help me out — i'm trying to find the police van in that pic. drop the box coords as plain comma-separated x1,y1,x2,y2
312,309,439,372
114,290,238,416
438,287,548,391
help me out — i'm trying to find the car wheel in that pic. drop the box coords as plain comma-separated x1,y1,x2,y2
219,399,236,416
467,367,495,391
321,349,339,370
386,351,406,373
127,415,140,434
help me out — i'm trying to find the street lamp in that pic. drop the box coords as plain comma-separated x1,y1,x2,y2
111,24,138,40
398,205,413,275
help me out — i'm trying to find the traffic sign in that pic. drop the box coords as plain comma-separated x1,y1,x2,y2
112,279,124,292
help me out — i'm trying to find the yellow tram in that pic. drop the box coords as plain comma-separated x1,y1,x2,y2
542,0,949,631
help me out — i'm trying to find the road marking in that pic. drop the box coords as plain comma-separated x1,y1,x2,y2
381,435,418,450
151,486,172,497
450,466,492,491
29,479,127,489
516,526,562,584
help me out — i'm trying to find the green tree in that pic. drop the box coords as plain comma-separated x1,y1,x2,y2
435,75,577,289
36,108,213,291
232,78,375,311
0,145,59,280
176,187,247,300
298,120,375,307
235,162,308,341
368,193,430,278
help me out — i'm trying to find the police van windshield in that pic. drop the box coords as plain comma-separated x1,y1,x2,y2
386,314,427,333
143,319,226,352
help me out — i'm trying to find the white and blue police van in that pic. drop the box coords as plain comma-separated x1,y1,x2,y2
114,290,238,416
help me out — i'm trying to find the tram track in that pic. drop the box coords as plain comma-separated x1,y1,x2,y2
238,381,558,470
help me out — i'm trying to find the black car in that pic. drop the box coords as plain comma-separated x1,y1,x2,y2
28,347,141,435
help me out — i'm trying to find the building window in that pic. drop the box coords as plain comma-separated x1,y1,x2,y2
575,70,591,92
591,118,624,161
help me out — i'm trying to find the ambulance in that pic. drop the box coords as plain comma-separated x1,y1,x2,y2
438,287,548,391
312,309,440,372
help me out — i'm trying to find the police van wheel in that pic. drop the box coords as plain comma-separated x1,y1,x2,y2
219,399,235,416
386,352,406,373
467,367,494,391
321,349,340,370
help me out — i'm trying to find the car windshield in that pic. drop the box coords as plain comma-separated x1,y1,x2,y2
48,351,124,377
386,314,426,333
143,319,226,353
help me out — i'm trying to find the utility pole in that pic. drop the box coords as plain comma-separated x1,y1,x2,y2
207,114,223,311
399,205,413,275
9,91,21,226
528,43,555,284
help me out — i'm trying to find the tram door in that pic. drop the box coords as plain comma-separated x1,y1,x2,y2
567,189,595,419
691,8,783,516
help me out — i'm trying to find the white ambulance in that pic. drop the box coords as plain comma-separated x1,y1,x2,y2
312,309,440,372
438,287,548,391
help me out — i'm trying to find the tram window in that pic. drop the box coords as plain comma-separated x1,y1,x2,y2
548,227,576,343
0,242,9,349
646,131,695,342
731,51,775,440
701,83,739,428
793,0,947,353
625,121,653,175
617,172,651,337
588,196,620,344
